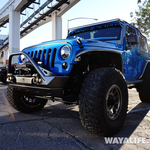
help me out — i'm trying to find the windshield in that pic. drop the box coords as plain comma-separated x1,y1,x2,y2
67,22,121,41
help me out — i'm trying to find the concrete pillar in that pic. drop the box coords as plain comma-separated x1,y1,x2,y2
4,49,8,65
52,12,62,40
9,5,20,56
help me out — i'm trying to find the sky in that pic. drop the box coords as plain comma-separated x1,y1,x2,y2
0,0,139,50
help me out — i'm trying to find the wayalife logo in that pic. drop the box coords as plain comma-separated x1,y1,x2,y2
104,137,150,144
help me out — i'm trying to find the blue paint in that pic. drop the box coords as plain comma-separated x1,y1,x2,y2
20,19,150,80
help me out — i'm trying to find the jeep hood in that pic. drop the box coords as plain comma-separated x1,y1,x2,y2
23,39,122,51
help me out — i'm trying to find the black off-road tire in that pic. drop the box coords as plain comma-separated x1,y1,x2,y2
136,69,150,103
7,85,47,113
0,74,6,83
79,67,128,136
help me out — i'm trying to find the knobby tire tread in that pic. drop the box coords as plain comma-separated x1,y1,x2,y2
79,67,128,136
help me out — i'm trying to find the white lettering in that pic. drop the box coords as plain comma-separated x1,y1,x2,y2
118,137,124,143
104,137,148,144
138,137,142,143
123,137,129,144
142,138,146,144
104,137,113,144
113,138,119,144
129,137,134,144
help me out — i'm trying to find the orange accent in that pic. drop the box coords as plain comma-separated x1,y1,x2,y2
6,59,8,65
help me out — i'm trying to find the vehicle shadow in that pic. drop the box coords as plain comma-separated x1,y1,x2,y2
0,98,150,149
110,102,150,149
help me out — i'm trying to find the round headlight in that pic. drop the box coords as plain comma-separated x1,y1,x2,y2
60,45,71,60
21,54,25,62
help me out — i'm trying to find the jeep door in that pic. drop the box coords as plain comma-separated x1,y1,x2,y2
124,25,140,79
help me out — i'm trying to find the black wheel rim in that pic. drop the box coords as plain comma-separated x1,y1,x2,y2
21,95,41,107
106,84,122,120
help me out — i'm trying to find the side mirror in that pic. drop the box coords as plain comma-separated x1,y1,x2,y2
127,35,139,45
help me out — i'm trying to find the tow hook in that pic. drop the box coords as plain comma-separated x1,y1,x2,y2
32,73,42,84
7,73,15,82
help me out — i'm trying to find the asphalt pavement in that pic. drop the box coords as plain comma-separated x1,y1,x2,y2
0,83,150,150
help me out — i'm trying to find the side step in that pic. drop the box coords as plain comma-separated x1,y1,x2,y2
126,80,143,85
126,80,143,88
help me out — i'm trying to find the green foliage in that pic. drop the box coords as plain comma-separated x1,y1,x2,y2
148,44,150,50
130,0,150,38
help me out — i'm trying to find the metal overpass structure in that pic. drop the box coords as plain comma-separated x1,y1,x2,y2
0,0,80,65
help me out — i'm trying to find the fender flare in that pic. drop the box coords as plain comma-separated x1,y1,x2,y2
75,49,123,72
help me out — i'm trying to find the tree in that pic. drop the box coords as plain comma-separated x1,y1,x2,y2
130,0,150,38
130,0,150,50
148,43,150,50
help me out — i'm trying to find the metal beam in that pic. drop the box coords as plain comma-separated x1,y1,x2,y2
0,0,81,52
57,0,80,17
20,0,53,28
20,0,36,12
20,0,69,37
0,19,9,28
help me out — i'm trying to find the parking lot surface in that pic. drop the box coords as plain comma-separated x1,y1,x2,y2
0,83,150,150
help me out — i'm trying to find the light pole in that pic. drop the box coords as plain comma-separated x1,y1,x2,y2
67,17,98,34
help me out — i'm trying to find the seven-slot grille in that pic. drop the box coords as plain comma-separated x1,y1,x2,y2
27,48,57,70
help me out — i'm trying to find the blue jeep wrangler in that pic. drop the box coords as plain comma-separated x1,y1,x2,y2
7,19,150,136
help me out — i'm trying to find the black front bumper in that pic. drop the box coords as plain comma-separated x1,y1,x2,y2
9,84,63,97
7,51,69,98
8,75,69,97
